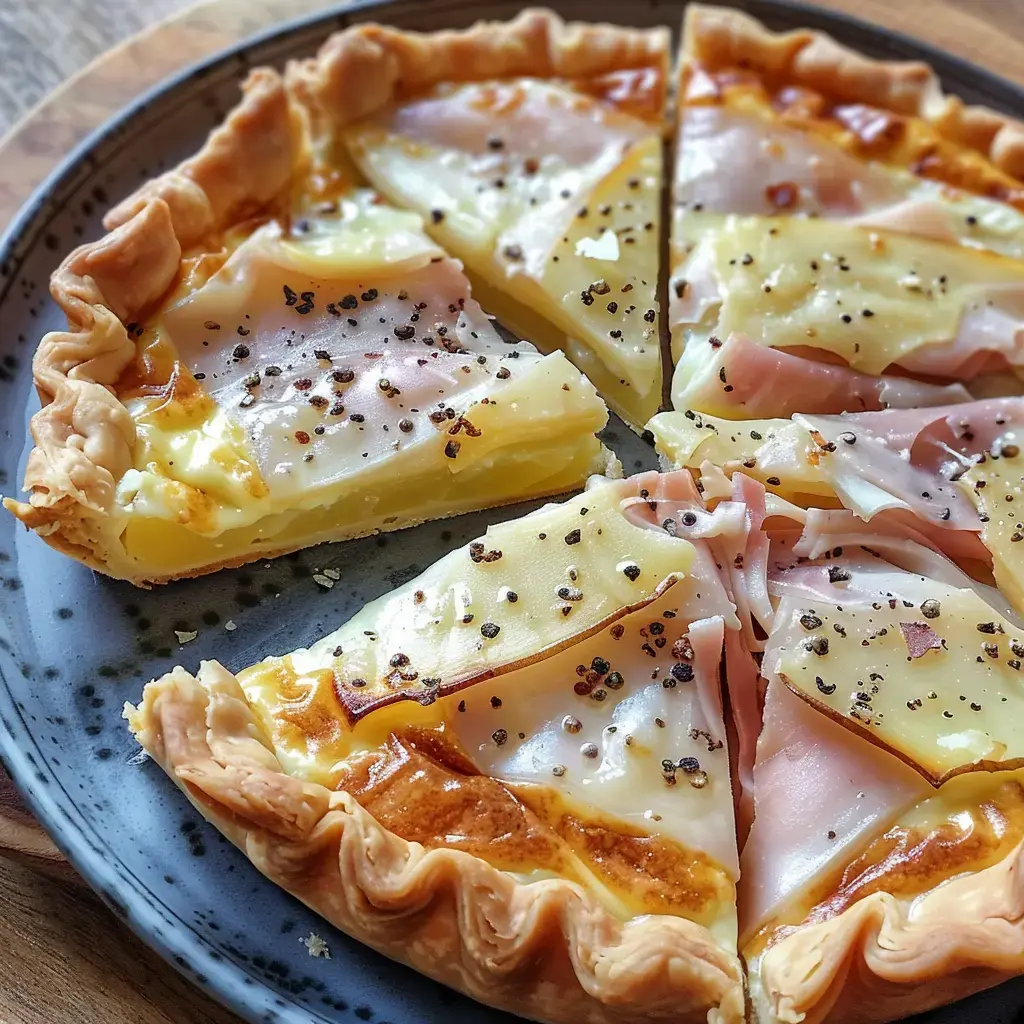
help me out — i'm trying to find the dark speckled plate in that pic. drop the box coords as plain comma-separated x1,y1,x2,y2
1,2,1024,1022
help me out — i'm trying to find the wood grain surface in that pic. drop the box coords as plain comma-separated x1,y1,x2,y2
1,0,1024,1021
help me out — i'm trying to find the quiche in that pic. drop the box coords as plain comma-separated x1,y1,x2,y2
127,473,748,1024
738,502,1024,1024
11,5,1024,1024
291,11,669,431
2,30,618,585
669,4,1024,421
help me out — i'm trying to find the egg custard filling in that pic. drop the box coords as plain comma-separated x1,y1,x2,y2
127,472,749,1022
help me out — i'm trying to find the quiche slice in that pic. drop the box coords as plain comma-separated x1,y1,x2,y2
3,67,614,585
738,510,1024,1024
650,397,1024,614
126,473,749,1024
287,10,668,431
668,5,1024,420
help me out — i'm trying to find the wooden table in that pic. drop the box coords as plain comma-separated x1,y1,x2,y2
1,0,1024,1021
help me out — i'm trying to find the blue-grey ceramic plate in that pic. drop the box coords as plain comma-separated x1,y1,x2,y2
1,2,1023,1022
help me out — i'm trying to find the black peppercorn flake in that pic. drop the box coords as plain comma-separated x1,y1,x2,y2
671,662,694,683
622,563,640,581
807,636,830,656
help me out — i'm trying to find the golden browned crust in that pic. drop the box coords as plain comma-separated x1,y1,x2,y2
751,841,1024,1023
126,661,745,1024
684,4,1024,180
287,7,670,133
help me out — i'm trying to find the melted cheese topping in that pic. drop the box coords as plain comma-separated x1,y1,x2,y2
108,196,612,579
672,212,1024,373
344,79,663,430
768,555,1024,784
258,480,695,720
235,476,738,944
963,440,1024,615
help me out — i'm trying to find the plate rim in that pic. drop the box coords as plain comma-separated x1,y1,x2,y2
3,1,1024,1022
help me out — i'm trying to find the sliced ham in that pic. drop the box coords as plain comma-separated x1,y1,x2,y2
739,673,929,942
675,106,904,217
674,333,972,418
896,284,1024,379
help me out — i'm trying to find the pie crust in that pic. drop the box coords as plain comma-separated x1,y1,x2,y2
286,7,669,129
128,658,745,1024
683,3,1024,179
2,70,302,580
751,841,1024,1024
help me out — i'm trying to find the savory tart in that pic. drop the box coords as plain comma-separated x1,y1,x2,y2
650,397,1024,614
127,473,747,1024
669,4,1024,420
2,62,615,585
739,505,1024,1024
289,10,669,431
14,5,1024,1022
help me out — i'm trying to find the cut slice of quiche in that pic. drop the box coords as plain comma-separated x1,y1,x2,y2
127,473,747,1024
739,510,1024,1024
3,67,614,585
288,10,668,431
668,4,1024,421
